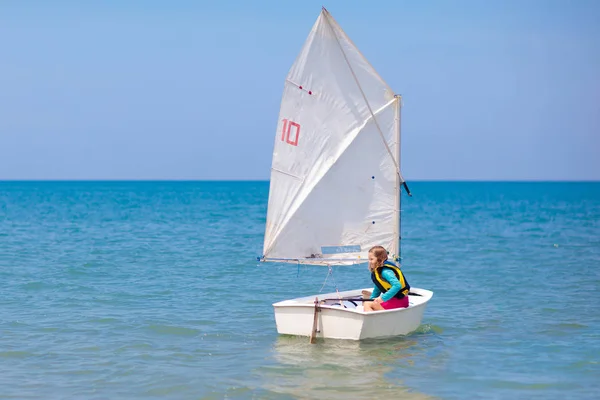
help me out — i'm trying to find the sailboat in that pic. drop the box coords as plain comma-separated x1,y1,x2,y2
258,7,433,341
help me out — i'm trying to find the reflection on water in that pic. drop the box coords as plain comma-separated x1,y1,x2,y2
256,332,440,399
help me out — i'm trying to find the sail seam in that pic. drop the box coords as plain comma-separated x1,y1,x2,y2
271,167,304,181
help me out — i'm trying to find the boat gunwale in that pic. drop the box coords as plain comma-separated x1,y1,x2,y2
272,287,433,316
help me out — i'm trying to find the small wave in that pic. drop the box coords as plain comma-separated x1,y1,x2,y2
21,281,50,290
491,381,571,390
541,307,561,314
67,266,92,276
88,317,120,324
0,351,33,358
413,324,443,334
146,324,200,336
567,360,599,369
75,346,102,352
556,322,588,329
188,319,217,326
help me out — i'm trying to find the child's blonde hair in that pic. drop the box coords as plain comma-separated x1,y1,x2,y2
368,245,388,269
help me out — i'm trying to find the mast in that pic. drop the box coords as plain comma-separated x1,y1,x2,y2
394,94,402,264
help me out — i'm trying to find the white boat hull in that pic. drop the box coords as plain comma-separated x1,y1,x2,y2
273,287,433,340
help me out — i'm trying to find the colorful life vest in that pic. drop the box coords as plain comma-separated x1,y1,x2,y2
371,260,410,299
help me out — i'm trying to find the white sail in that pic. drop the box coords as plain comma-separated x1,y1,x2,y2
262,8,403,265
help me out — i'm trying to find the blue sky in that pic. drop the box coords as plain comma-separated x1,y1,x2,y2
1,0,598,180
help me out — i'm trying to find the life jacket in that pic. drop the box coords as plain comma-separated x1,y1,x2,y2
371,260,410,299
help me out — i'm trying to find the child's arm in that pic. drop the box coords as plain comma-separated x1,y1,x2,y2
380,269,401,302
369,286,381,300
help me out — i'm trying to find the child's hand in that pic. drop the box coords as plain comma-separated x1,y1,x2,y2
374,296,383,304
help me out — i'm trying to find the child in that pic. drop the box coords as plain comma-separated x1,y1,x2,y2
363,245,410,312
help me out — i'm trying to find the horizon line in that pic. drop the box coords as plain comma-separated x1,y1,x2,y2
1,179,599,183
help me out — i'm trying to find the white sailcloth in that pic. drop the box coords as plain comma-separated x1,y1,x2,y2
262,8,403,265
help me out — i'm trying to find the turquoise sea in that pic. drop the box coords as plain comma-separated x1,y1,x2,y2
1,181,599,399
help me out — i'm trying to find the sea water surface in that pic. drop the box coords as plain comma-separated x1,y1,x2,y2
0,181,598,399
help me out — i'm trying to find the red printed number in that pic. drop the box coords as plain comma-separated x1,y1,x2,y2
281,119,300,146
